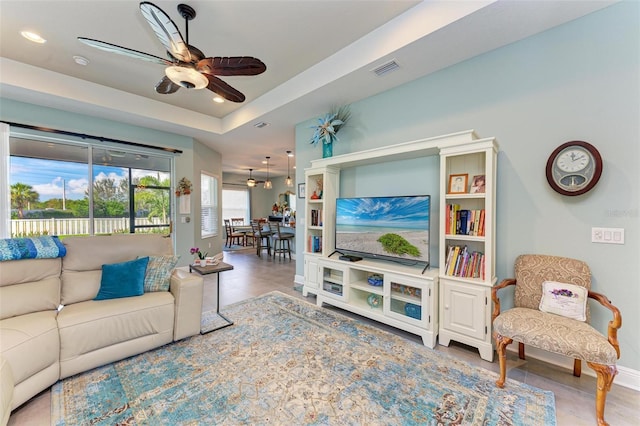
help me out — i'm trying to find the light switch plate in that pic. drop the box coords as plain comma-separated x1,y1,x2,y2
591,227,624,244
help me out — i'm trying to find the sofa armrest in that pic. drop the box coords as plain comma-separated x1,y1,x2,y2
170,268,204,341
0,356,13,426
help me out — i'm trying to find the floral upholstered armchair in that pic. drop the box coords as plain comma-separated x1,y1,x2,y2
492,254,621,426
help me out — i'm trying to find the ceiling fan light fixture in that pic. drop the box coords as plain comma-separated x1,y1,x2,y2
247,168,256,187
212,96,224,103
165,65,207,89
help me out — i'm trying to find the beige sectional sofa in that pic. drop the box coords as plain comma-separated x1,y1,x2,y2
0,234,203,423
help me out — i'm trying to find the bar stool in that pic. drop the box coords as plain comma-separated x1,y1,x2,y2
271,222,294,260
251,221,271,257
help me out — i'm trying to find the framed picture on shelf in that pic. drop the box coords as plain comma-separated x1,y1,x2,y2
298,183,306,198
470,175,486,194
448,174,468,194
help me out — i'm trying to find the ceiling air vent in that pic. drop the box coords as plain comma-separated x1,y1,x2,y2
253,121,269,128
371,60,400,77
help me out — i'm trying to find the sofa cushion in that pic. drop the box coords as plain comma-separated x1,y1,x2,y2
61,234,173,305
57,292,174,365
144,255,179,292
0,311,60,385
95,257,149,300
493,307,617,365
0,258,61,320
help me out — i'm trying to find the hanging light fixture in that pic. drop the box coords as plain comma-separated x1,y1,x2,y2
264,157,273,189
247,168,256,187
285,150,293,187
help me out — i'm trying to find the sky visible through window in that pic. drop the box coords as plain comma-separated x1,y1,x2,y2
10,156,162,201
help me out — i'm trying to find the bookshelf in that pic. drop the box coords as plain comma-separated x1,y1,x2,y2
302,166,339,296
438,139,498,361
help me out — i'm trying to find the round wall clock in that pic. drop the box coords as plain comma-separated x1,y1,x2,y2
545,141,603,196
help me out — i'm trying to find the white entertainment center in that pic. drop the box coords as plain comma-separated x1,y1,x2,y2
302,130,498,360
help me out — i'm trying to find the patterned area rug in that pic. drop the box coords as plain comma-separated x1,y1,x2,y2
200,310,233,333
51,292,556,425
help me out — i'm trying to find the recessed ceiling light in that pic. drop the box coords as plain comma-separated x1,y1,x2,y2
212,96,224,103
73,55,90,66
20,30,46,44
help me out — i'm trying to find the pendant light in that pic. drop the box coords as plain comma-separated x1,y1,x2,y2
285,150,293,187
247,168,256,187
264,156,273,189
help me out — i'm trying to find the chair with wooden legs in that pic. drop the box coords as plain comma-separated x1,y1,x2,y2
492,254,621,426
270,222,294,260
223,219,244,248
251,221,271,257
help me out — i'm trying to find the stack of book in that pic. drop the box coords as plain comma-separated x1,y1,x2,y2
310,209,323,227
307,235,323,253
445,205,485,236
444,245,484,279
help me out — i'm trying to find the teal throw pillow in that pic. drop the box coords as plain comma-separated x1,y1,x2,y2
95,257,149,300
143,255,179,292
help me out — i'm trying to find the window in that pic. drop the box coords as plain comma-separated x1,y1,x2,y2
201,172,219,238
7,134,173,237
222,187,250,223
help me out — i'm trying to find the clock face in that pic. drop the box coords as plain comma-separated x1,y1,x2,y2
556,148,591,172
546,141,603,196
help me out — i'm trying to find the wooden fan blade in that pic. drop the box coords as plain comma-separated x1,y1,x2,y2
204,74,246,103
197,57,266,76
78,37,172,66
139,2,191,63
155,76,181,94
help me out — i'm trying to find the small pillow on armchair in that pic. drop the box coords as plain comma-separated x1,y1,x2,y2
143,255,179,292
539,280,588,321
95,257,149,300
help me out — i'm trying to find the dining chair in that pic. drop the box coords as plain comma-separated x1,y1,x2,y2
223,219,244,248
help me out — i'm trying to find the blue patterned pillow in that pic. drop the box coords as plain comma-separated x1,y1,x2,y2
143,255,179,292
95,257,149,300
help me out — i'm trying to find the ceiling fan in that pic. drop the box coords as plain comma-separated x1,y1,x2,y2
78,1,266,103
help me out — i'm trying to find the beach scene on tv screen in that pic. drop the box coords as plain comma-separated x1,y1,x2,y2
336,196,430,263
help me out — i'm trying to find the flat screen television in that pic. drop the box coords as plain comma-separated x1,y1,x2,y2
335,195,430,267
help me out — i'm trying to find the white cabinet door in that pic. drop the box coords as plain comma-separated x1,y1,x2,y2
303,257,320,295
384,273,430,328
441,279,487,340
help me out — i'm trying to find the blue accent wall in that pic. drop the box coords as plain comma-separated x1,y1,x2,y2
295,2,639,370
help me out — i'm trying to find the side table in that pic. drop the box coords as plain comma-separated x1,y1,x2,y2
189,261,234,333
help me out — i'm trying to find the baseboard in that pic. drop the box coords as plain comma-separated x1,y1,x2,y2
294,274,305,287
506,345,640,391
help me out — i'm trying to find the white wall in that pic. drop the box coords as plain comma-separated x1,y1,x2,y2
295,2,639,371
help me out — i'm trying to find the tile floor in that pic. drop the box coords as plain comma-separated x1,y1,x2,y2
7,249,639,425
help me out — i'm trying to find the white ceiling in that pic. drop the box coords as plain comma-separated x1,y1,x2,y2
0,0,615,180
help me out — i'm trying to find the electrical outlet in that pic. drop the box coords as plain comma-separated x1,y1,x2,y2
592,227,624,244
